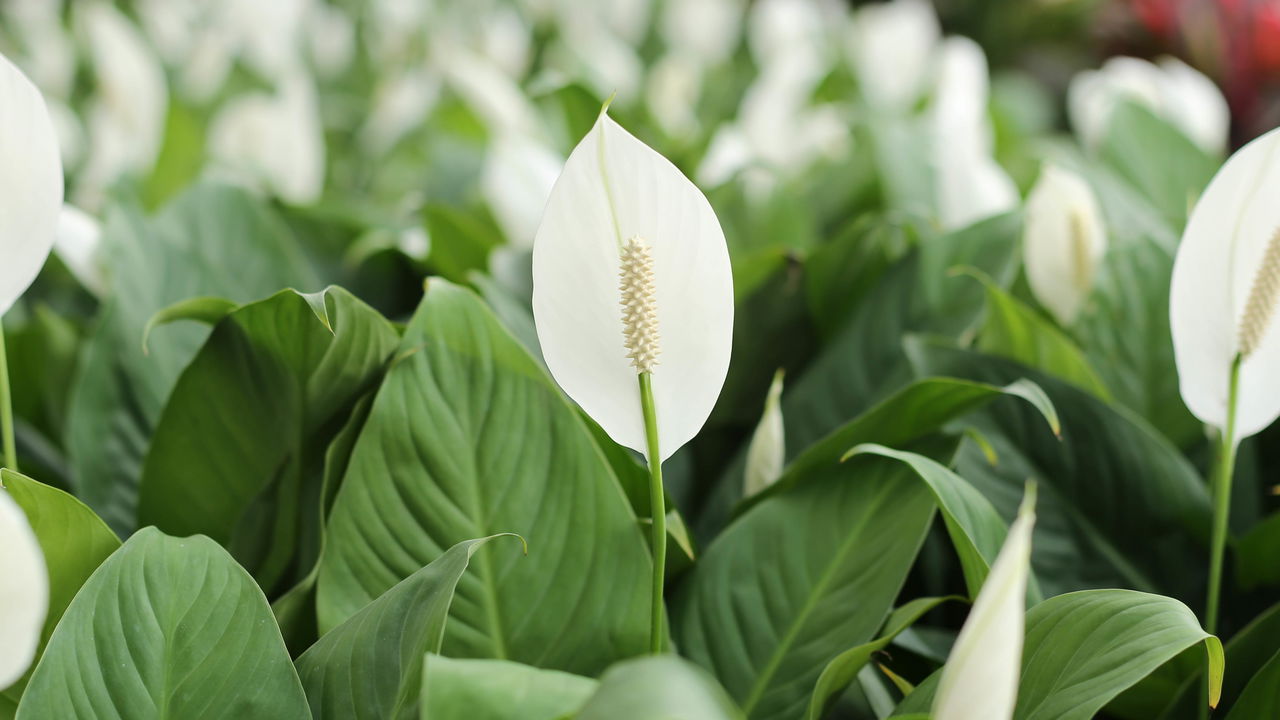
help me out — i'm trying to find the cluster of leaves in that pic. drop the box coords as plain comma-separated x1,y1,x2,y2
2,2,1279,720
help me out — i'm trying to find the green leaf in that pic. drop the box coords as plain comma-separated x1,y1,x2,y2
574,656,745,720
808,596,958,720
2,306,80,477
675,455,937,720
1235,511,1280,590
419,656,596,720
841,445,1013,599
0,470,120,705
67,184,319,534
906,339,1211,599
141,101,207,210
297,535,521,720
1226,648,1280,719
137,287,399,595
140,296,240,353
969,273,1110,398
316,280,652,675
423,204,502,284
16,528,309,719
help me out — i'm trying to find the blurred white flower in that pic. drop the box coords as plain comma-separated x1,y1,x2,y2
646,53,704,137
441,48,545,140
549,22,644,105
533,113,733,460
227,0,311,82
0,487,48,689
0,52,64,317
1171,127,1280,438
55,205,107,299
660,0,743,68
44,99,85,172
744,370,785,498
136,0,236,102
307,2,357,79
933,486,1037,720
210,73,326,205
1068,56,1229,154
361,67,442,155
479,4,534,80
930,37,1017,230
1,5,77,100
748,0,829,68
1024,165,1107,326
848,0,941,110
482,134,563,249
75,2,169,209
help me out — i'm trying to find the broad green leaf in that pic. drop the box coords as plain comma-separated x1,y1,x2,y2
675,455,937,720
575,656,744,720
423,204,501,284
2,306,80,482
17,528,309,719
906,339,1210,599
808,596,958,720
842,445,1013,599
804,214,914,341
970,274,1110,398
1236,511,1280,590
141,101,207,210
893,590,1222,720
297,536,520,720
66,185,319,534
0,470,119,708
419,656,596,720
140,296,239,353
137,287,398,595
1226,648,1280,719
316,280,652,675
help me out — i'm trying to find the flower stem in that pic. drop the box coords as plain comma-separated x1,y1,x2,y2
638,372,665,654
1205,354,1242,637
0,317,16,471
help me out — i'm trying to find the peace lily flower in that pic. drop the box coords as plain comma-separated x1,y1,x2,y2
1171,126,1280,632
848,0,940,110
482,133,563,249
533,111,733,652
933,486,1036,720
1023,165,1108,326
0,487,48,689
0,52,64,319
744,370,785,498
55,204,107,299
1068,56,1229,154
209,72,326,205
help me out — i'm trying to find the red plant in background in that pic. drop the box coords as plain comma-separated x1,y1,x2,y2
1130,0,1280,142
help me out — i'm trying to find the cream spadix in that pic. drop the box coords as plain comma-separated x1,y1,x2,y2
1171,127,1280,439
532,113,733,461
0,52,64,317
933,486,1036,720
0,487,48,688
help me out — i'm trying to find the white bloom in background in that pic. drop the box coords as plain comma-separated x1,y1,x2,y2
44,99,85,172
548,22,644,105
227,0,311,83
1024,165,1108,326
744,370,785,498
55,205,107,299
479,4,534,80
135,0,236,102
0,53,64,317
361,67,442,155
210,73,326,205
698,124,754,188
1068,56,1229,154
933,486,1037,720
482,134,563,249
440,48,546,140
0,488,48,689
848,0,941,110
533,114,733,460
930,37,1017,230
646,53,704,137
2,5,77,101
661,0,743,68
1171,127,1280,438
307,2,356,79
75,2,169,208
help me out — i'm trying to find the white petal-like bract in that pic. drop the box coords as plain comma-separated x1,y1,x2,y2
1024,165,1108,326
0,52,64,317
744,370,785,497
849,0,940,110
0,487,49,689
933,487,1036,720
55,204,107,298
1171,127,1280,438
482,134,563,249
533,114,734,461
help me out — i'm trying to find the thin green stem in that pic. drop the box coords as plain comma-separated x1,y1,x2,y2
638,372,665,654
1205,354,1242,636
0,317,16,471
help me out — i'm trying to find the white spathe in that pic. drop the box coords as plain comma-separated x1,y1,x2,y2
1068,56,1229,154
55,204,107,298
1023,165,1108,326
209,73,326,205
1171,127,1280,439
0,487,49,689
933,487,1037,720
0,52,64,318
849,0,940,110
533,115,734,461
661,0,743,68
483,134,563,249
744,370,785,498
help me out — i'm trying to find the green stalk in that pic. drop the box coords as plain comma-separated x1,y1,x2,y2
0,317,16,471
638,372,665,654
1205,354,1242,636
